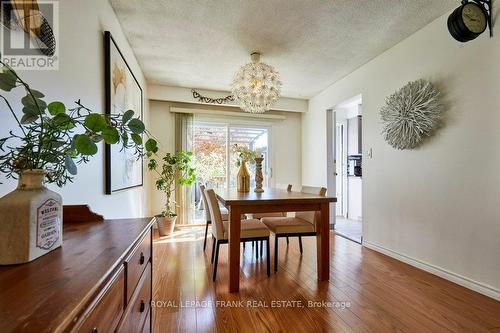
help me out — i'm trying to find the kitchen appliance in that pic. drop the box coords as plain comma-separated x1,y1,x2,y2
347,155,362,177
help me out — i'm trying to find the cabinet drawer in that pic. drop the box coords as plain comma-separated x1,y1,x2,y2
118,263,152,333
125,229,151,303
76,266,125,333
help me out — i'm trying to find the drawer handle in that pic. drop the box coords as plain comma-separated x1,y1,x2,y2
139,252,145,265
140,300,145,313
91,328,98,333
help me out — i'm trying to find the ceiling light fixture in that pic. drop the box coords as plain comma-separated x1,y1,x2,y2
231,52,282,114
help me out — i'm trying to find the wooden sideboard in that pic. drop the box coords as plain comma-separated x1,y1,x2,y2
0,216,155,333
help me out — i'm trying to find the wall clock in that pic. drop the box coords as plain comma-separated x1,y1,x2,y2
448,0,492,42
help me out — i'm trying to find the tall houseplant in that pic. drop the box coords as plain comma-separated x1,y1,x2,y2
147,151,195,235
0,61,158,264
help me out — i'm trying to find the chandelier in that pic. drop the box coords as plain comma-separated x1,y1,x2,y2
231,52,282,113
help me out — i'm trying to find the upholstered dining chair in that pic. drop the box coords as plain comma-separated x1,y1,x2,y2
246,184,293,253
204,188,271,280
200,184,228,251
245,184,292,220
261,186,327,272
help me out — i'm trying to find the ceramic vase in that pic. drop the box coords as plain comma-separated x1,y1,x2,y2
155,215,177,236
254,156,264,193
237,161,250,193
0,169,63,265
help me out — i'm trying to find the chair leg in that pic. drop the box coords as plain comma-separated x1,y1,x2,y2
255,240,259,259
260,240,263,258
274,236,279,272
286,237,289,245
266,239,270,277
211,236,216,263
299,236,303,254
212,241,220,281
203,222,209,251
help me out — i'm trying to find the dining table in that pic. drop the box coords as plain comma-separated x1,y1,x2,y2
215,187,337,293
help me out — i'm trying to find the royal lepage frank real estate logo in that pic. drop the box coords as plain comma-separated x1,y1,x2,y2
1,0,59,70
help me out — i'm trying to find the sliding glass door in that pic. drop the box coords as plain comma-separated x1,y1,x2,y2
191,121,271,224
228,126,269,188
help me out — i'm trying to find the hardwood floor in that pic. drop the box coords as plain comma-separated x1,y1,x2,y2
152,226,500,332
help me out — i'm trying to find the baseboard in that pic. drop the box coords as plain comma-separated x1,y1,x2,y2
363,240,500,301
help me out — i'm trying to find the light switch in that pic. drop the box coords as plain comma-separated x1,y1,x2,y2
366,148,373,159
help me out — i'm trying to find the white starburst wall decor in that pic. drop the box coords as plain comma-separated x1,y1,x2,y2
380,79,442,150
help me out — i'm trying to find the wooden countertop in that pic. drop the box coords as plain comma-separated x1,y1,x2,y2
0,217,154,333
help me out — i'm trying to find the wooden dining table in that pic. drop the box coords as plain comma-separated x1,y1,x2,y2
216,188,337,292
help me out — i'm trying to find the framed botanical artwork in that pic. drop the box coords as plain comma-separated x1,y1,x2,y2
104,31,143,194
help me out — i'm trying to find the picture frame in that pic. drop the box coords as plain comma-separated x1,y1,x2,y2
104,31,144,194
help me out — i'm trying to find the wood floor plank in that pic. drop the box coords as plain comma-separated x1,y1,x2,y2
152,227,500,333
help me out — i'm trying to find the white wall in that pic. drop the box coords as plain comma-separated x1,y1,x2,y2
303,13,500,299
0,0,149,219
148,99,302,216
149,84,308,113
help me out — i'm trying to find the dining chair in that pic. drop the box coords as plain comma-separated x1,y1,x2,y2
261,186,327,272
204,188,271,280
245,184,292,220
200,184,228,251
246,184,293,253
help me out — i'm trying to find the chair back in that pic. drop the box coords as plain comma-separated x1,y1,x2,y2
296,186,327,225
199,184,211,222
204,189,225,240
276,183,293,192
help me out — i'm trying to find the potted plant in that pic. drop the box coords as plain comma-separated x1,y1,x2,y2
0,61,158,264
147,151,196,236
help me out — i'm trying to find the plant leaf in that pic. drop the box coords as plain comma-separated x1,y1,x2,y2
30,89,45,98
102,126,119,144
122,110,134,124
22,105,40,117
21,113,38,124
127,118,145,134
84,113,106,131
131,133,142,145
22,94,47,111
73,134,98,155
0,69,17,91
53,113,75,129
64,155,77,175
145,138,158,153
121,132,128,145
48,101,65,115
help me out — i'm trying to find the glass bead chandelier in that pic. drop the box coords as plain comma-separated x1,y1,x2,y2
231,52,282,114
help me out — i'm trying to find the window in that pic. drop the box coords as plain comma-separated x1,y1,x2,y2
191,121,271,223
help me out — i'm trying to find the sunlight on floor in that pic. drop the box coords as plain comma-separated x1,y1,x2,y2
154,226,206,244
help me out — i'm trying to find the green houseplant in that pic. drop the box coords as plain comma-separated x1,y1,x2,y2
0,60,158,264
148,151,196,236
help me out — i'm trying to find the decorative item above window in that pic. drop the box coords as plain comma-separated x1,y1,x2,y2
191,89,234,104
231,52,282,114
448,0,492,42
380,79,442,150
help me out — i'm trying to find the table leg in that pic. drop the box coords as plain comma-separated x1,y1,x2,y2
316,202,330,281
228,206,241,292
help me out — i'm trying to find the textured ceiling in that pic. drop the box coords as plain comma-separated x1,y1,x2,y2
109,0,457,99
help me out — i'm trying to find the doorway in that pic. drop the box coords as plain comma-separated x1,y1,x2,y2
327,95,363,243
190,121,271,224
